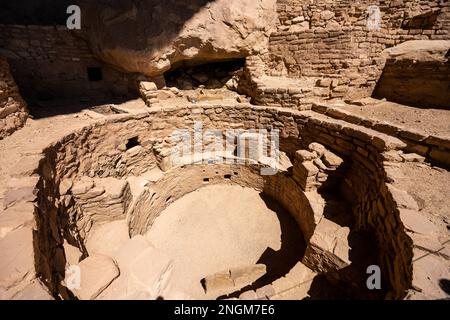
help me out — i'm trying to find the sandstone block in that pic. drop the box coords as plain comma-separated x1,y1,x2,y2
139,81,157,92
85,220,130,257
72,178,94,195
400,153,425,163
230,264,267,288
239,290,257,300
322,150,343,168
112,235,153,269
63,241,83,266
399,209,439,236
295,150,317,162
0,227,35,289
203,270,234,295
3,186,36,209
320,10,335,21
11,280,53,300
255,284,276,299
308,142,326,156
73,255,120,300
0,202,34,238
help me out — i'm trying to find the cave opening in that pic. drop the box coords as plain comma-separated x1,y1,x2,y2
164,58,246,90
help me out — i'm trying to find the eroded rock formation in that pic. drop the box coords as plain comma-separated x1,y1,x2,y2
78,0,277,77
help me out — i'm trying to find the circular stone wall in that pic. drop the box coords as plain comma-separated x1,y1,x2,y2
33,103,414,300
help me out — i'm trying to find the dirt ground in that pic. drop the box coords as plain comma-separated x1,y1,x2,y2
339,101,450,137
386,162,450,227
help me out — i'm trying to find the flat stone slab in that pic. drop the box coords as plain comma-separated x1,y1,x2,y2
0,226,35,289
11,280,53,300
0,202,34,238
85,219,130,257
72,255,120,300
98,236,175,300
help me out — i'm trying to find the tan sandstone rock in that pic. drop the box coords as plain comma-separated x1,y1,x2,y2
78,0,277,77
72,255,120,300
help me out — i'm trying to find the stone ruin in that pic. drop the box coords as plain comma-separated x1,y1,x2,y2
0,0,449,300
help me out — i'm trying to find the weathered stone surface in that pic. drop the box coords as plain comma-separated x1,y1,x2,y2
399,209,439,236
271,262,316,300
85,220,130,257
230,264,267,288
387,184,420,211
322,150,343,168
295,150,317,162
0,58,28,139
98,235,175,300
72,178,95,195
111,235,152,268
0,202,34,238
11,280,53,300
375,40,450,108
239,290,257,300
3,187,36,209
308,142,326,156
59,179,73,195
255,284,276,299
139,81,157,92
203,270,234,295
72,255,120,300
63,241,83,266
0,227,35,289
303,217,351,273
128,247,173,298
320,10,335,21
411,248,450,299
78,0,277,76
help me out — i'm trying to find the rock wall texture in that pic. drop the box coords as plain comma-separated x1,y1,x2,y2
0,58,27,139
312,101,450,167
1,0,449,106
0,25,136,100
30,103,414,299
77,0,277,77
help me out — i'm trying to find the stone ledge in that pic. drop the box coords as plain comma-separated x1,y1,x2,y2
312,102,450,167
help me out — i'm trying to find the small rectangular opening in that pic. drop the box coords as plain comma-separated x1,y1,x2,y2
203,178,210,183
126,137,140,150
224,174,232,179
87,67,103,81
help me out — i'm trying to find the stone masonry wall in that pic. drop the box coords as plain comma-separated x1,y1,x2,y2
312,102,450,167
0,58,28,139
30,104,414,298
265,0,450,100
0,25,136,101
373,52,450,109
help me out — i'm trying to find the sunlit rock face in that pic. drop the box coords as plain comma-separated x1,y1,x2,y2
78,0,277,76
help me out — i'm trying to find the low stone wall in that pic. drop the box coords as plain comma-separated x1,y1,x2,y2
128,163,266,236
28,103,417,299
0,58,27,139
312,102,450,167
